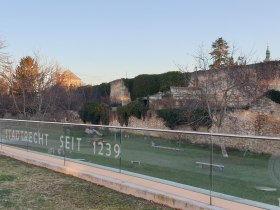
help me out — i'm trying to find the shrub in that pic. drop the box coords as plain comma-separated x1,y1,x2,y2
79,102,109,125
117,101,148,126
156,108,212,129
265,89,280,104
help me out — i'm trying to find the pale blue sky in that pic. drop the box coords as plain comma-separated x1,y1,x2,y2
0,0,279,84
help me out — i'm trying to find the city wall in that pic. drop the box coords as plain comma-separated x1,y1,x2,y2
109,62,280,154
110,97,280,154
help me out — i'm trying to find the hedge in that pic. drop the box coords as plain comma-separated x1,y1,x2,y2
156,108,212,129
124,71,189,100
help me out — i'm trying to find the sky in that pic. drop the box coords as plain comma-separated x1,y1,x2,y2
0,0,279,85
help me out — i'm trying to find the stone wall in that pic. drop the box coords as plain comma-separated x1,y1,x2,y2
206,97,280,154
110,97,280,154
170,86,201,100
110,113,168,130
179,61,280,107
109,62,280,154
210,97,280,137
110,79,131,105
110,112,280,154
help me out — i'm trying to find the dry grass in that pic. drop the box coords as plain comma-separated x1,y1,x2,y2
0,155,172,210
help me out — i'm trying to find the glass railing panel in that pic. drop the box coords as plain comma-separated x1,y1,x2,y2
64,125,121,170
0,119,28,150
26,121,65,158
120,129,212,193
4,118,280,209
211,135,280,207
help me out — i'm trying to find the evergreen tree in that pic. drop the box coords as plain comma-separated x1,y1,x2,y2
14,56,39,94
209,37,231,69
12,56,39,117
13,56,39,95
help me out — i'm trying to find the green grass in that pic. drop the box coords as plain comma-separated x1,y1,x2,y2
0,175,16,182
1,124,280,206
0,188,12,197
0,155,171,210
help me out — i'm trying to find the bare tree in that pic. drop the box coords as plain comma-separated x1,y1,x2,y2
33,54,60,120
185,45,255,132
230,62,279,105
1,62,19,115
0,57,13,116
0,53,62,120
0,42,84,121
186,44,277,135
0,40,9,71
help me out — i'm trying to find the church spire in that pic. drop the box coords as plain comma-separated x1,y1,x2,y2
264,45,270,62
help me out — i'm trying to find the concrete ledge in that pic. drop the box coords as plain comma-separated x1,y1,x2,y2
0,145,266,210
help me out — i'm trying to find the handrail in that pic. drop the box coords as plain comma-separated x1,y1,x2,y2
1,117,279,209
1,118,280,141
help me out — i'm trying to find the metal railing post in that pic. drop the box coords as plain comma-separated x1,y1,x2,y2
26,122,29,152
119,128,122,173
0,124,2,150
63,124,66,166
210,134,213,205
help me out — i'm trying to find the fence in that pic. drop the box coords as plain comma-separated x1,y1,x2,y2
1,118,280,209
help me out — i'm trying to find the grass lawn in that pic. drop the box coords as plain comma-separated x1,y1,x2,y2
0,155,171,210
